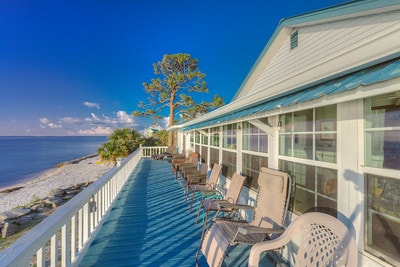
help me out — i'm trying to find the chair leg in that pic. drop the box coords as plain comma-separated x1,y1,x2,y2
185,187,191,204
195,201,203,224
201,210,209,239
184,181,189,194
195,240,202,266
190,191,198,212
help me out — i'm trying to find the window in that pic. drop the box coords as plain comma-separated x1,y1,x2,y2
210,127,220,147
201,146,208,164
364,92,400,265
242,153,268,189
290,30,298,49
209,147,219,166
195,131,200,144
242,121,269,188
365,93,400,170
278,105,338,216
279,160,337,216
365,174,400,264
279,105,337,163
223,124,237,149
222,150,236,178
242,121,268,153
200,129,208,145
189,132,195,151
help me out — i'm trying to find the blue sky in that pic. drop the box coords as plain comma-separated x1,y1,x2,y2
0,0,347,136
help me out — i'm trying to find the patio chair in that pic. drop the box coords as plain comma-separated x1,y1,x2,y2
196,167,291,267
183,163,209,193
171,152,199,179
248,212,358,267
187,163,222,212
181,161,204,179
151,146,175,160
195,172,246,238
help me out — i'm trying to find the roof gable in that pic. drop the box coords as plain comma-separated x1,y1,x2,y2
232,0,400,101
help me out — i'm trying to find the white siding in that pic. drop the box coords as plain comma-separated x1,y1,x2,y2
248,11,400,97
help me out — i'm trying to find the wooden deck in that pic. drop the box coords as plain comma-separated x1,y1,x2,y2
79,158,277,266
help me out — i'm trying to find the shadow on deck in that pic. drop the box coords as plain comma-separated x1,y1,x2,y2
79,158,277,267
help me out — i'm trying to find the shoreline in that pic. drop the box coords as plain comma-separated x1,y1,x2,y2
0,155,114,213
0,153,99,192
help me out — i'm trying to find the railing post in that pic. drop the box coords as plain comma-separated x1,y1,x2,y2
83,202,89,243
78,208,83,250
71,215,77,261
37,247,45,267
61,223,71,267
50,234,58,267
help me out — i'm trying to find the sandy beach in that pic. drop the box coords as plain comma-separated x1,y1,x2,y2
0,156,114,213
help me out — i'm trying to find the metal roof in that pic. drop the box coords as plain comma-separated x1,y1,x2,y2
182,57,400,131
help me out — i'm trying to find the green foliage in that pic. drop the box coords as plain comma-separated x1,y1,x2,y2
152,129,169,145
97,128,170,162
132,53,224,146
98,128,141,162
141,137,161,147
180,94,224,121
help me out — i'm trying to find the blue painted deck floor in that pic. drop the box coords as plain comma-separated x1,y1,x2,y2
80,158,277,267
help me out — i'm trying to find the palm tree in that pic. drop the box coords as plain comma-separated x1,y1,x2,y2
98,128,143,163
98,139,128,163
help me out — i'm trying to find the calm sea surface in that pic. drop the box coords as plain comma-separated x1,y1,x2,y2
0,136,107,189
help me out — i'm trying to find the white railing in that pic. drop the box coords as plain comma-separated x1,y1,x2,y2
141,145,170,158
0,146,155,267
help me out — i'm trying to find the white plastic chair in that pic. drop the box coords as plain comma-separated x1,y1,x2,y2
248,212,358,267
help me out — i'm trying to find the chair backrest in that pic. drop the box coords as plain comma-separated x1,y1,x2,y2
206,163,222,189
248,212,358,267
165,146,175,154
250,167,291,229
199,163,208,175
188,152,199,163
224,173,246,204
294,212,357,266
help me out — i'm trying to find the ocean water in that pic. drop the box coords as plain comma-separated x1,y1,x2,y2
0,136,107,189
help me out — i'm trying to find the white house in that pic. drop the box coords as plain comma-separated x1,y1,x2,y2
171,0,400,265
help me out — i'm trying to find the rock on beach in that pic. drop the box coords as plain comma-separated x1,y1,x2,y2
0,156,114,213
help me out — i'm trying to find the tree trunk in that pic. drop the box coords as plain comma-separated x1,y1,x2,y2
168,93,176,147
168,131,174,147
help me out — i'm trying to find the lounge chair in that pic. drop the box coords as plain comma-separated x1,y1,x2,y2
151,146,175,160
187,163,222,212
182,163,209,193
196,172,246,238
248,212,358,266
196,167,291,267
171,152,199,178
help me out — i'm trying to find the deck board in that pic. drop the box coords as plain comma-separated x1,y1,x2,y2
79,158,277,266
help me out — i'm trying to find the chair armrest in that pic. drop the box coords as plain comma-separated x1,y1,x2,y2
172,158,186,164
188,178,207,185
181,167,199,175
218,203,255,210
201,190,222,198
248,229,292,267
238,225,284,235
187,174,207,180
178,162,195,168
173,154,186,159
182,166,198,171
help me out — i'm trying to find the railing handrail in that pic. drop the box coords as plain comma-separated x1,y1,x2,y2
0,146,159,266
